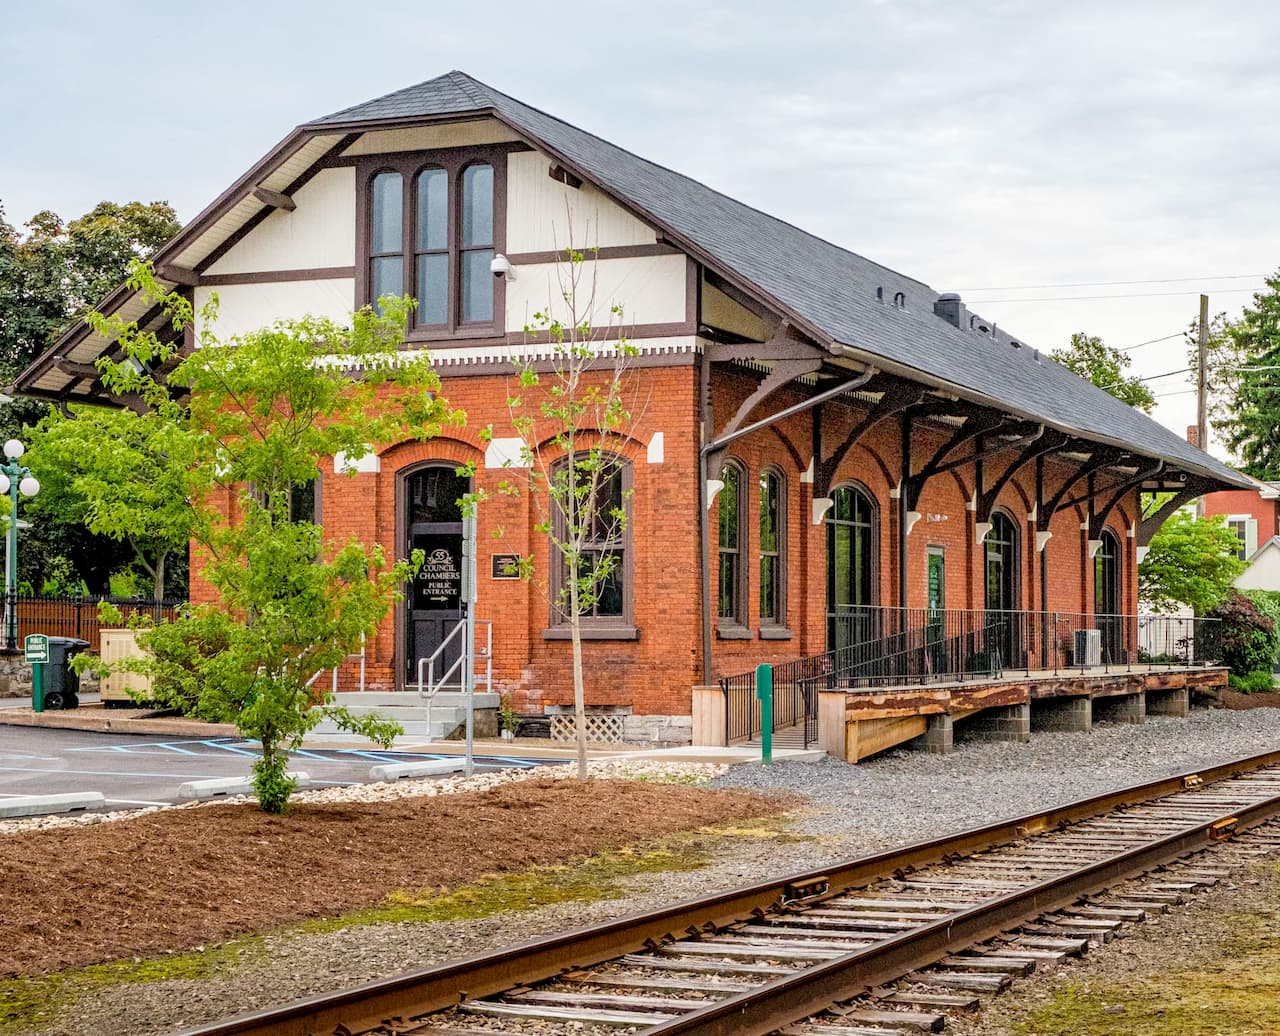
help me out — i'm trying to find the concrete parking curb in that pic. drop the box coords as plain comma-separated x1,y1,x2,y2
368,759,466,781
0,792,107,818
177,773,313,800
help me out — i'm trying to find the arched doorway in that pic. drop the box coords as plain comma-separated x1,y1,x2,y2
984,511,1021,668
1094,530,1122,663
826,484,877,654
402,464,471,686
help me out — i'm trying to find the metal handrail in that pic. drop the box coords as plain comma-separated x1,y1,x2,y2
416,619,493,743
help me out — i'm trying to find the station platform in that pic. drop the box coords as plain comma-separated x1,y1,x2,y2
817,666,1228,762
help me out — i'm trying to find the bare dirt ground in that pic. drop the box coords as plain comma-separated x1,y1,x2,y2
1221,688,1280,710
0,778,779,979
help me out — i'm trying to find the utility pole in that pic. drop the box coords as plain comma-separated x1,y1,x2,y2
1196,293,1209,517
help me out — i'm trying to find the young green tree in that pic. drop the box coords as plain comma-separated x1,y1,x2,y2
0,198,182,593
27,405,195,599
90,264,461,812
1138,510,1244,614
1051,332,1156,412
485,240,640,780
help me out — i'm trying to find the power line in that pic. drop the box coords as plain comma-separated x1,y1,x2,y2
1118,332,1185,352
956,273,1266,292
1136,366,1194,383
968,287,1260,304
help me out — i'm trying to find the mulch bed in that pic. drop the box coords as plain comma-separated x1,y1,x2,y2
0,779,780,979
1219,688,1280,709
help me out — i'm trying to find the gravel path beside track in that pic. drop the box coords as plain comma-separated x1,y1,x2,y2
21,706,1280,1036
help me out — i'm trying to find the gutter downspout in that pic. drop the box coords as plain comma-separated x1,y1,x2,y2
699,366,879,684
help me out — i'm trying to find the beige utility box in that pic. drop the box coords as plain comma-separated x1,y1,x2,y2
99,628,153,707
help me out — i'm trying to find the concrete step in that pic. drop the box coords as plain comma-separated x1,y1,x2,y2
308,716,460,739
328,691,500,709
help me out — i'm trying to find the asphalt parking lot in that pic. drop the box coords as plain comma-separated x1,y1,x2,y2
0,725,561,809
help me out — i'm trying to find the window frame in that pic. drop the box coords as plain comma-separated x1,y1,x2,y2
716,459,749,636
758,467,789,637
544,454,637,640
356,144,509,343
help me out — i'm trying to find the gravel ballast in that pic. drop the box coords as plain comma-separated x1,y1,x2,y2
17,705,1280,1036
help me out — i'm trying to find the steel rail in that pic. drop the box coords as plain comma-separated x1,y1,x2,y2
176,748,1280,1036
640,779,1280,1034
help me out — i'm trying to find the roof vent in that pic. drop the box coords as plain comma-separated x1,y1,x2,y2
933,292,965,329
893,291,906,310
876,287,884,303
969,313,991,335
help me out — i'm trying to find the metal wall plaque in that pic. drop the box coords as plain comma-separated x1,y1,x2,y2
492,553,521,579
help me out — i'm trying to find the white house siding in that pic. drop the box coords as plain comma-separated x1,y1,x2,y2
505,253,687,332
203,168,356,276
193,280,356,340
506,150,656,253
341,120,523,157
1235,539,1280,592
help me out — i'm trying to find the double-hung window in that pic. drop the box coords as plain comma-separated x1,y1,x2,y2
358,147,506,339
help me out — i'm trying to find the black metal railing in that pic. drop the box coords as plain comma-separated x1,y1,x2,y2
719,608,1224,746
5,594,182,653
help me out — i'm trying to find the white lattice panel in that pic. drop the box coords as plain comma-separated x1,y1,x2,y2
550,713,626,744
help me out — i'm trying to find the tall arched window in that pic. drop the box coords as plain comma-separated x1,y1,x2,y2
550,455,632,628
360,150,505,337
985,511,1021,668
826,484,876,651
1095,530,1122,663
717,461,747,627
759,470,786,629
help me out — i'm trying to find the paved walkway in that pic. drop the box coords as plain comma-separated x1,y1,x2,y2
0,702,824,765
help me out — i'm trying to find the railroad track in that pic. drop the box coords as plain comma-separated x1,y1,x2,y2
180,750,1280,1036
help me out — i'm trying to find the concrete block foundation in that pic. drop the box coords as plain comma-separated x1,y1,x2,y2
1032,695,1091,733
909,712,955,755
1146,686,1190,718
961,702,1030,743
1093,692,1145,725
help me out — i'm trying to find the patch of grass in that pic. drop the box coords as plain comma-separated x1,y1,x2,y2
297,844,712,933
0,940,257,1035
1015,876,1280,1035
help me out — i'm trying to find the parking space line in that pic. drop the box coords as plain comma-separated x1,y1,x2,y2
0,765,225,779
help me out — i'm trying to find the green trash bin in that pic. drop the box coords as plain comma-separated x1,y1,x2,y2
43,637,90,709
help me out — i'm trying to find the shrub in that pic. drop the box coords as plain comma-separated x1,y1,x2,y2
1241,589,1280,668
1229,670,1276,693
1203,591,1278,677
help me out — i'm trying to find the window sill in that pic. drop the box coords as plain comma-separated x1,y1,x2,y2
401,326,505,345
758,627,793,641
716,625,753,641
542,625,639,642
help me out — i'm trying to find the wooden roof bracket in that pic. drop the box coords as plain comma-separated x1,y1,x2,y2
1038,448,1129,531
1088,460,1165,538
975,427,1071,522
813,378,924,497
903,412,1011,511
1136,477,1213,545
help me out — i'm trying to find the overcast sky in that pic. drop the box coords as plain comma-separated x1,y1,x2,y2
4,0,1276,456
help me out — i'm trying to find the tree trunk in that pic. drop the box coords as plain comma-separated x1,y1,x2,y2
569,574,588,780
153,551,166,601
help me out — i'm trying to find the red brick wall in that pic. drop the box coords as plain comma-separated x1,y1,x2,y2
187,360,1145,717
1202,487,1278,543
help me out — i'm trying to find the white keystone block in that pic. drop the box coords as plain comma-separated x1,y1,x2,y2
177,772,312,800
0,792,106,818
334,450,380,474
369,759,465,781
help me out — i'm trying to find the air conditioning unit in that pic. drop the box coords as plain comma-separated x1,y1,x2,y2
1074,628,1102,668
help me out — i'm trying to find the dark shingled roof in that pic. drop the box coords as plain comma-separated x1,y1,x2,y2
325,73,1244,489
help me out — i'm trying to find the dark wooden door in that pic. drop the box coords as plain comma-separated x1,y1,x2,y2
405,466,470,686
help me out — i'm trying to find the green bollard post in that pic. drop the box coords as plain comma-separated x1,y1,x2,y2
755,663,773,765
31,662,43,713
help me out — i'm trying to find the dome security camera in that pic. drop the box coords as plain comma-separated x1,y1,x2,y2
490,254,515,280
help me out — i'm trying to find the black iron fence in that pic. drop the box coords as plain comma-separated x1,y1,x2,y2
7,594,181,653
720,608,1222,746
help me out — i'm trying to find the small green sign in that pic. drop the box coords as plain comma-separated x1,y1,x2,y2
24,634,49,664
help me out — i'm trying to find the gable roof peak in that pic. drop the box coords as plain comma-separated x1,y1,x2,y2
305,69,497,127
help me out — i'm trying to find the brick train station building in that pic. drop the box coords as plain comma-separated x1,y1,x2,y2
16,73,1247,749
